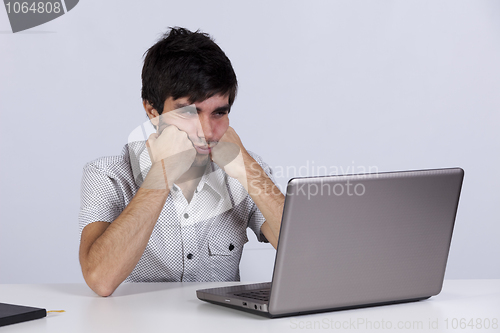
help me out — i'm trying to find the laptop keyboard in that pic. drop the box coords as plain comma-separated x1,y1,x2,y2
233,289,270,302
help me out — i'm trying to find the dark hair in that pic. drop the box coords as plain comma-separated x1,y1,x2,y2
141,27,238,115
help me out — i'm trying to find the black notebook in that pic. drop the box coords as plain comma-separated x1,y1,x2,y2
0,303,46,327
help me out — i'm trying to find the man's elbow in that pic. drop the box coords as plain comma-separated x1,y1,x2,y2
92,284,115,297
84,270,118,297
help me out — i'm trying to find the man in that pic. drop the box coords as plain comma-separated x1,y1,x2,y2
78,27,284,296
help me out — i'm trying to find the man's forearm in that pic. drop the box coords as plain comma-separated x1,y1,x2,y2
240,153,285,248
80,163,169,296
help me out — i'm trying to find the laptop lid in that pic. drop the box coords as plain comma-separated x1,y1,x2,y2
268,168,463,316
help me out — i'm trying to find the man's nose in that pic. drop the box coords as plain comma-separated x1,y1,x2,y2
197,116,213,142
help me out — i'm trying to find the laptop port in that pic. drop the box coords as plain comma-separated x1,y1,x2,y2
242,302,247,306
254,305,258,310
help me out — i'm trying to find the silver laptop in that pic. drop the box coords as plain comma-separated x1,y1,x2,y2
197,168,464,318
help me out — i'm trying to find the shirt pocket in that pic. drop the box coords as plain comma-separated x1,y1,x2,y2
208,230,248,281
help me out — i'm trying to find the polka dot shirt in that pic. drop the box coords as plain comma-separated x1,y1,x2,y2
79,143,274,282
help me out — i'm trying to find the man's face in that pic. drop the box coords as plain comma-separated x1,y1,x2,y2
158,94,230,166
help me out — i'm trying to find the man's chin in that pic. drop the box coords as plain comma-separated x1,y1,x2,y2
192,153,210,167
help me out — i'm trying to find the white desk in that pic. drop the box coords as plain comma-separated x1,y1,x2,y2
1,280,499,333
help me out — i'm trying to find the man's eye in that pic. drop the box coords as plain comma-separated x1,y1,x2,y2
179,106,198,116
214,111,228,117
184,110,197,115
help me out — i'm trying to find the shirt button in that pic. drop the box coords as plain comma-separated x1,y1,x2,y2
228,243,235,251
187,253,193,259
184,213,189,219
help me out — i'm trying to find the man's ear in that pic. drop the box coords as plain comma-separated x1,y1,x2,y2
143,100,160,127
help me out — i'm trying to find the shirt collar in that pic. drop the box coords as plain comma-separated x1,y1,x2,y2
195,161,228,199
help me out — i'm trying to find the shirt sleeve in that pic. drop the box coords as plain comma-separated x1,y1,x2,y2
246,151,280,243
78,162,125,237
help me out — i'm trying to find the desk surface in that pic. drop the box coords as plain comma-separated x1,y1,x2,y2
1,280,499,333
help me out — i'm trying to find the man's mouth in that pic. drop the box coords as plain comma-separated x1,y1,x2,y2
194,145,211,154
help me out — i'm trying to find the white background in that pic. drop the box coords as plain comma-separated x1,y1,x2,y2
0,0,499,284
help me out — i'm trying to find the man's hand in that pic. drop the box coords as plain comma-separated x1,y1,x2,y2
210,126,247,184
145,125,196,189
211,126,284,249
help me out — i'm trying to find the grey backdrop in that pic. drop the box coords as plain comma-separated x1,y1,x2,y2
1,0,499,284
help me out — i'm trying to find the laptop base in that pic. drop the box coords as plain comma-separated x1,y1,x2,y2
199,295,431,318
